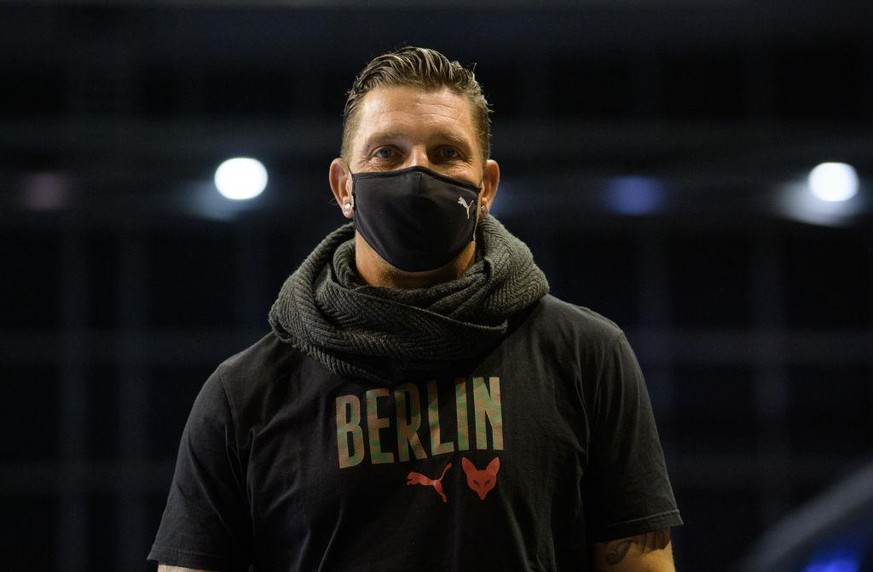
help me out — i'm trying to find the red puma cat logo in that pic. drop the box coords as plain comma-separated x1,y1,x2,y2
406,462,453,503
462,457,500,500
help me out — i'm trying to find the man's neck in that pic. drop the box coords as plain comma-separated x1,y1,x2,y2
355,235,476,289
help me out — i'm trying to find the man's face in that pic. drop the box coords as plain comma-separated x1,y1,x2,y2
345,85,486,186
329,83,500,286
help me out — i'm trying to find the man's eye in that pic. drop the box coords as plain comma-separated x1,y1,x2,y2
439,147,461,160
373,148,395,159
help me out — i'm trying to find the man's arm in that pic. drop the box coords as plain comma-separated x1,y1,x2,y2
157,565,216,572
593,529,675,571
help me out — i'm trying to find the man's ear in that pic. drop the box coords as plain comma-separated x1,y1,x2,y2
480,159,500,212
329,158,353,218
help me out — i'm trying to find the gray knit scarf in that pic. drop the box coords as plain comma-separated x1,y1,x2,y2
268,216,549,385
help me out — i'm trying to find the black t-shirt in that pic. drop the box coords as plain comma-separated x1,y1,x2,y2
149,295,681,571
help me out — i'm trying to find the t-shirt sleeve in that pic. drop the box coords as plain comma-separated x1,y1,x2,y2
583,332,682,542
148,367,253,570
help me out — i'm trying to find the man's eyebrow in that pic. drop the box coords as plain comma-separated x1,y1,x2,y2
433,131,474,149
362,131,408,146
362,130,473,148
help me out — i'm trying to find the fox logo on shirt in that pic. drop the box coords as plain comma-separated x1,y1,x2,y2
461,457,500,500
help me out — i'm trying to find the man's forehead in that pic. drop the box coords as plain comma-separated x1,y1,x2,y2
357,85,473,121
351,85,477,147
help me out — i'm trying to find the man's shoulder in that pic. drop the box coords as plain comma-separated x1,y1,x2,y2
203,332,337,427
219,331,292,372
212,332,311,395
525,294,625,342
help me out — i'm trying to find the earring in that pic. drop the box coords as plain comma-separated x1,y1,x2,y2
343,201,352,215
480,204,488,216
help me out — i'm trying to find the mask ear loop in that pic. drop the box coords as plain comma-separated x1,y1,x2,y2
472,182,488,242
343,163,356,219
477,174,490,218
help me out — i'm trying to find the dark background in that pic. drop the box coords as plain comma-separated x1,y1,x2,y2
1,1,872,571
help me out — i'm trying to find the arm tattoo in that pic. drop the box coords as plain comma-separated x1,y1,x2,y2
604,529,671,565
605,539,634,565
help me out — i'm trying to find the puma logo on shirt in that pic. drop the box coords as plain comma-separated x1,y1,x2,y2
407,462,453,503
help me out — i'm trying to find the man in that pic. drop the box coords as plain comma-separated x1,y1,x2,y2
149,46,681,571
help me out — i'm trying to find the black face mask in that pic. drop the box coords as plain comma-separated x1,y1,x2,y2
351,166,482,272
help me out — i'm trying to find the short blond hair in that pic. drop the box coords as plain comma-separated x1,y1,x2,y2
341,46,492,162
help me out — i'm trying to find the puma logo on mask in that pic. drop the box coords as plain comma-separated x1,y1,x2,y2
457,196,474,219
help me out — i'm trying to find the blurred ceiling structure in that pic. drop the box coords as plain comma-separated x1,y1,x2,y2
1,0,872,227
